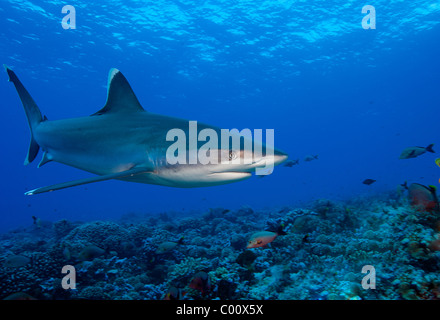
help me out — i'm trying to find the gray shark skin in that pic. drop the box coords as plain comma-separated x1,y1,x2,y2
4,66,288,195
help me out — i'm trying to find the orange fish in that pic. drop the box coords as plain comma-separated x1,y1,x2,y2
189,271,211,295
407,183,439,212
247,226,286,248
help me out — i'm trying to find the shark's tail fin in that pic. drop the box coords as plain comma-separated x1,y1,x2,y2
4,65,43,165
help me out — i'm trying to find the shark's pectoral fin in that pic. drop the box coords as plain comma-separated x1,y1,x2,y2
25,136,39,166
25,167,152,195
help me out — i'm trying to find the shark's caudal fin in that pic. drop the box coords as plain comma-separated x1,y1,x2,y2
4,65,44,165
91,68,146,116
25,167,152,195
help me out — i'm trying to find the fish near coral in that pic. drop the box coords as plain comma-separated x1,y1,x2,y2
62,246,71,260
399,144,435,159
4,255,31,268
78,245,105,261
246,225,287,248
189,271,211,296
407,183,439,212
164,286,186,300
32,215,41,228
156,237,184,254
429,237,440,252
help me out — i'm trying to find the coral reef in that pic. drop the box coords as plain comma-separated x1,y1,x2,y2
1,193,439,300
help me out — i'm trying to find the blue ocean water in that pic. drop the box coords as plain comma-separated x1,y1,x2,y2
1,1,439,232
0,0,440,301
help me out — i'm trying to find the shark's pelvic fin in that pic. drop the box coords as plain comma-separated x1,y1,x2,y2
91,68,146,116
4,65,43,165
25,167,152,195
38,151,53,168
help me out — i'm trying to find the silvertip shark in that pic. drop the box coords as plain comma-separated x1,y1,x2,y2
4,66,288,195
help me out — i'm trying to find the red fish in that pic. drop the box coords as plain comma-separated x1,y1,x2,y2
407,183,439,212
429,238,440,252
189,271,211,295
247,225,286,248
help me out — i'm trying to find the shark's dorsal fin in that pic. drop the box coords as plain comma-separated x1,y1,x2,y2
92,68,145,116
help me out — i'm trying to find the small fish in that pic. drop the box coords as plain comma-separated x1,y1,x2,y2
429,238,440,252
436,158,440,183
363,179,376,185
164,286,186,300
302,233,310,243
399,144,435,159
62,247,71,260
189,271,211,295
4,255,31,268
155,237,184,254
247,225,287,248
78,245,105,261
304,155,318,162
407,183,439,212
284,159,299,167
32,216,41,229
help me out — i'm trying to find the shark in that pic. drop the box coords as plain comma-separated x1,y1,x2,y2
4,66,288,195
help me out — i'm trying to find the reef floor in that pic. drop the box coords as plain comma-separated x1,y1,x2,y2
1,192,439,300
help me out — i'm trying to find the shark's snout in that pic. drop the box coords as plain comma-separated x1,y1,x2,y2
273,150,288,166
251,149,288,168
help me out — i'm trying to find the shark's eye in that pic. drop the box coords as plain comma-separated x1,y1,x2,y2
229,151,237,161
